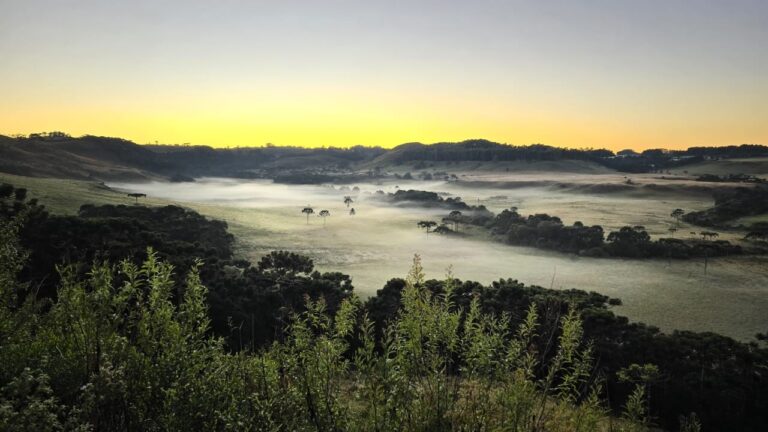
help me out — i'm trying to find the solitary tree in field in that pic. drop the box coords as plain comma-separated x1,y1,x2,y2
319,209,330,226
344,196,353,207
671,209,685,226
301,206,314,224
445,210,463,232
349,208,356,216
128,193,146,204
417,220,437,234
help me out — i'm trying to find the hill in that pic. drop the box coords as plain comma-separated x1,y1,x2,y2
367,139,613,167
0,134,385,180
0,134,166,181
2,133,767,181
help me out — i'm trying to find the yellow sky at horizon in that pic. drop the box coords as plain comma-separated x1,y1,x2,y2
1,1,766,151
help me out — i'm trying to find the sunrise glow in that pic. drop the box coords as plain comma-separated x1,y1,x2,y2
1,1,766,149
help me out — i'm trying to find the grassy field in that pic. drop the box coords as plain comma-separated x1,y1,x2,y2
0,173,167,214
670,157,768,177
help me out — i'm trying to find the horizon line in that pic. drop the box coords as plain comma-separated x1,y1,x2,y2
4,131,765,153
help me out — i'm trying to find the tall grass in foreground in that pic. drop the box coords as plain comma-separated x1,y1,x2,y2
0,217,671,431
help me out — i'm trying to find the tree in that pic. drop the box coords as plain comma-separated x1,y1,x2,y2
319,209,330,226
668,227,677,237
344,196,353,207
618,363,663,428
257,250,314,275
671,209,685,226
417,220,437,234
444,210,463,232
349,208,356,216
127,192,146,204
700,231,719,241
302,206,314,224
433,224,453,235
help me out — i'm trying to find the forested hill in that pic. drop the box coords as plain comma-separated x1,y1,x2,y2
2,132,768,180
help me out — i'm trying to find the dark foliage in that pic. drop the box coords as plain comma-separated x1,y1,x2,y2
480,208,744,259
381,189,491,214
386,140,613,164
364,276,768,432
1,183,353,349
683,185,768,227
4,181,768,430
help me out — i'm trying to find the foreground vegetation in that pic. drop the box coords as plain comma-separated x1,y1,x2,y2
2,218,654,430
2,183,767,430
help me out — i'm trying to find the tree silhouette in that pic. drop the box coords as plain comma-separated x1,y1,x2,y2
667,227,677,237
417,220,437,234
343,196,353,207
670,209,685,226
349,208,356,216
128,193,146,204
319,209,330,226
444,210,463,232
301,206,314,224
433,224,453,235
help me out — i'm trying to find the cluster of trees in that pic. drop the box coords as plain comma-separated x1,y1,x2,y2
465,207,744,259
2,183,768,430
381,189,492,214
387,140,613,164
417,211,466,235
683,186,768,227
601,145,768,173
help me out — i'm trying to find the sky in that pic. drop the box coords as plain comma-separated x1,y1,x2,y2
1,0,766,150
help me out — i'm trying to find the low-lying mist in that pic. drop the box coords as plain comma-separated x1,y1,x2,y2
109,177,768,341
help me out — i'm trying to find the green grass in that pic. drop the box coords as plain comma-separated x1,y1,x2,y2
0,173,166,214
